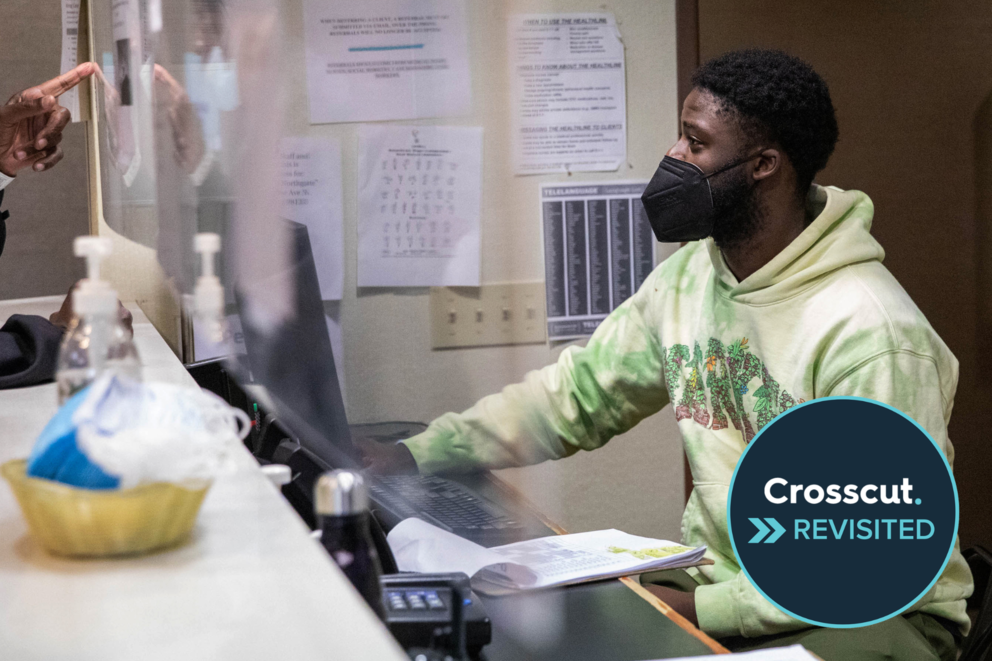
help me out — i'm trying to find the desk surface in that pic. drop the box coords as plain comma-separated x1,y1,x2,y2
459,473,728,659
0,296,407,661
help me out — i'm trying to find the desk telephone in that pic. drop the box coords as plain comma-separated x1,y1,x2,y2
368,515,491,659
381,572,492,660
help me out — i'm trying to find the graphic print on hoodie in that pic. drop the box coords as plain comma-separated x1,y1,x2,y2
663,335,805,441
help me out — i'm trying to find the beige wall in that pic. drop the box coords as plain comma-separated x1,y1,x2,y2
0,0,89,301
281,0,686,538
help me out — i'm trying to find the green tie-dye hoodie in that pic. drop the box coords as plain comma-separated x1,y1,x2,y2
402,184,973,639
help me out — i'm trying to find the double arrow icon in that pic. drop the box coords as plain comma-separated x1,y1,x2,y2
748,518,786,544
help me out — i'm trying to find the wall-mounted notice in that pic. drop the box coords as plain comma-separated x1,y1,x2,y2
280,137,345,300
510,13,626,175
303,0,471,124
60,0,81,121
193,313,246,363
357,125,482,287
541,182,655,341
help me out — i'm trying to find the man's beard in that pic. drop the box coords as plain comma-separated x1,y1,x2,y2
709,167,764,251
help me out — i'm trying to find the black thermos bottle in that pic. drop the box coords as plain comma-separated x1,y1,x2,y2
315,470,386,620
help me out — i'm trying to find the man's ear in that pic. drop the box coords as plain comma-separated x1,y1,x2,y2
751,148,782,182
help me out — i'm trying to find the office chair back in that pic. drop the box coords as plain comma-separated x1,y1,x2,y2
960,546,992,661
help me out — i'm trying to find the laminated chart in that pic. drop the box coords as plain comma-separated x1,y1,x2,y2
541,182,655,340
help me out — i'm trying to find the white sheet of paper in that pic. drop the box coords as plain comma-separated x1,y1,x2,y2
302,0,471,124
104,0,143,187
192,313,246,362
357,125,482,287
387,518,705,593
60,0,81,121
281,137,345,300
509,13,627,174
147,0,162,33
646,645,818,661
388,518,507,578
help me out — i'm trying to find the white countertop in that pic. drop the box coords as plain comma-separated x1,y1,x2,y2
0,296,406,661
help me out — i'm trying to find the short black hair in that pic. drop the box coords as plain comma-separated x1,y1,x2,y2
691,49,838,196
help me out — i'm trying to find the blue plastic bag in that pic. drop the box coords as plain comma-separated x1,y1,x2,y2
26,385,120,489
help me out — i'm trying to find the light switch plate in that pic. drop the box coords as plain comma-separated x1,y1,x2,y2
430,282,547,349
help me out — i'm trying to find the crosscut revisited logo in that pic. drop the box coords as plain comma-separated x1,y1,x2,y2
727,397,958,628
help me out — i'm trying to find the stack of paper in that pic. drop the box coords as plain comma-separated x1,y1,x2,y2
387,518,707,595
647,645,820,661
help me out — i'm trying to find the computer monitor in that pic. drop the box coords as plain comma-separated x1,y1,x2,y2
233,220,358,471
229,225,537,546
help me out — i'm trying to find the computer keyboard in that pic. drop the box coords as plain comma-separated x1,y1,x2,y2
370,475,523,534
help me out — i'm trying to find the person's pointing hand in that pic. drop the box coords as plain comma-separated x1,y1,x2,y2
0,62,97,177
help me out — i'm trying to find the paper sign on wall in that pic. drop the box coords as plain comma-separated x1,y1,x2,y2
302,0,472,124
541,182,655,341
60,0,81,121
510,13,627,175
357,125,482,287
280,137,345,301
193,313,246,362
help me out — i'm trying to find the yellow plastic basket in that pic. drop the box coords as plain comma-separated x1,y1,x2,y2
1,459,210,558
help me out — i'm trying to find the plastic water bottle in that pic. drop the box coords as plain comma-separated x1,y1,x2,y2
315,470,387,620
56,237,141,404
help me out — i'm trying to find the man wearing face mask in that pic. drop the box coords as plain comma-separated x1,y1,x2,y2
358,49,970,659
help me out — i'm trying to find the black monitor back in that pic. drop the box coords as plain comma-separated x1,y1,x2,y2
235,220,358,470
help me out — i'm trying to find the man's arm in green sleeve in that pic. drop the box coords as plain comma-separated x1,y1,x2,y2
696,350,968,639
403,273,671,475
825,350,972,632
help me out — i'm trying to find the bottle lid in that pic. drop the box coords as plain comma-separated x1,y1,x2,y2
261,464,292,487
315,469,368,516
72,236,117,316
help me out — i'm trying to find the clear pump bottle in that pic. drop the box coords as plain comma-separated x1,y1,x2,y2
193,233,225,345
56,237,141,404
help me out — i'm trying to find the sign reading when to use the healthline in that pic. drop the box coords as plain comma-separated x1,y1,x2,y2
510,13,627,174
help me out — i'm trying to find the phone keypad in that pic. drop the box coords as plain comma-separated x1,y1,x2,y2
386,589,446,612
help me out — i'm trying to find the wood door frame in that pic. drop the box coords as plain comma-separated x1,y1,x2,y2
676,0,699,506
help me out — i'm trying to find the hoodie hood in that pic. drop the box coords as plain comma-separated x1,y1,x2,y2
705,185,884,305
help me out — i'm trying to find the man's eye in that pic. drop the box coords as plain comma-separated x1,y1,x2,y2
688,136,702,146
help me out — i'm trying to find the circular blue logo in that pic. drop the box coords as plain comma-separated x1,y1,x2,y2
727,397,958,628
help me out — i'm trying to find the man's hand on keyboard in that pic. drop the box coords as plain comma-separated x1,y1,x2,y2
356,439,419,475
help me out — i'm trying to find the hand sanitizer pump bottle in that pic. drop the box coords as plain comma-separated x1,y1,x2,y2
56,237,141,404
193,233,225,345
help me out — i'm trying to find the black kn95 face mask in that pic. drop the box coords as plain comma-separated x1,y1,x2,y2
640,153,759,243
